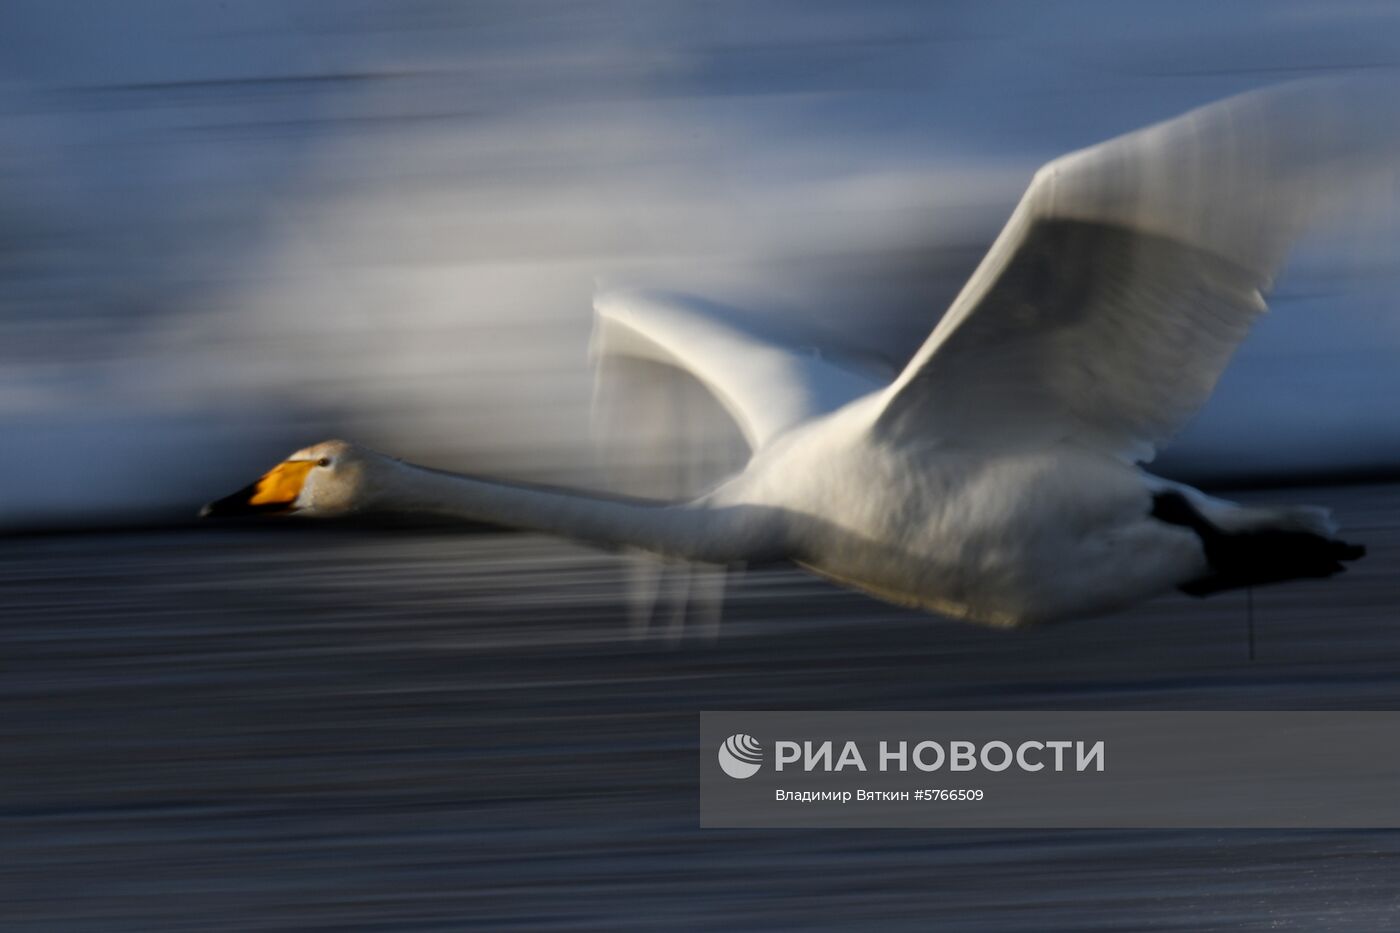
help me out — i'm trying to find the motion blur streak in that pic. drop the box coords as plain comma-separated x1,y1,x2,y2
7,484,1400,929
3,1,1400,529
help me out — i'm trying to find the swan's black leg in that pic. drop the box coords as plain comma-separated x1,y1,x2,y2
1150,491,1366,597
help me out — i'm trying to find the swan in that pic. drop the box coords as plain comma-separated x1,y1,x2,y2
202,81,1392,627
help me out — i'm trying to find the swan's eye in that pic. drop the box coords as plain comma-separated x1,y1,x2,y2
317,457,332,468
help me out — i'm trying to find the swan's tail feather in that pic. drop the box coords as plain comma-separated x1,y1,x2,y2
1152,492,1366,597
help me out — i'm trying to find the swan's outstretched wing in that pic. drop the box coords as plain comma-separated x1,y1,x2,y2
593,289,885,452
590,338,748,639
591,289,887,638
876,79,1400,463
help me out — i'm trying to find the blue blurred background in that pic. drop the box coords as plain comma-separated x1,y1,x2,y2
4,0,1400,529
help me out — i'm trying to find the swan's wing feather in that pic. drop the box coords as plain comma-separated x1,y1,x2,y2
590,345,746,638
591,289,884,640
880,216,1265,462
875,79,1399,461
593,288,884,451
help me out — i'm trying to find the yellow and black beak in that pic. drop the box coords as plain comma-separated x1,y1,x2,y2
200,460,315,518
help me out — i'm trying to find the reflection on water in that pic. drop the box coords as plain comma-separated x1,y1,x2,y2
5,482,1400,929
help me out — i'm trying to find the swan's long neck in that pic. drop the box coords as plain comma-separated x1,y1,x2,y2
368,460,770,564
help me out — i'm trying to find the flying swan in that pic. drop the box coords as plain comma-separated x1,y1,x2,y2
204,81,1393,627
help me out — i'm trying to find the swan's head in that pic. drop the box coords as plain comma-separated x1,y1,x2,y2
200,439,386,518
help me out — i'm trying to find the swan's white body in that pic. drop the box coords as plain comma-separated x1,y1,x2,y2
704,408,1203,626
206,80,1387,627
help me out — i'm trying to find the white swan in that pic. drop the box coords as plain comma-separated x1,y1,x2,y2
203,81,1392,627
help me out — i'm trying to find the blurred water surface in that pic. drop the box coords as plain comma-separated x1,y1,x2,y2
5,482,1400,930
